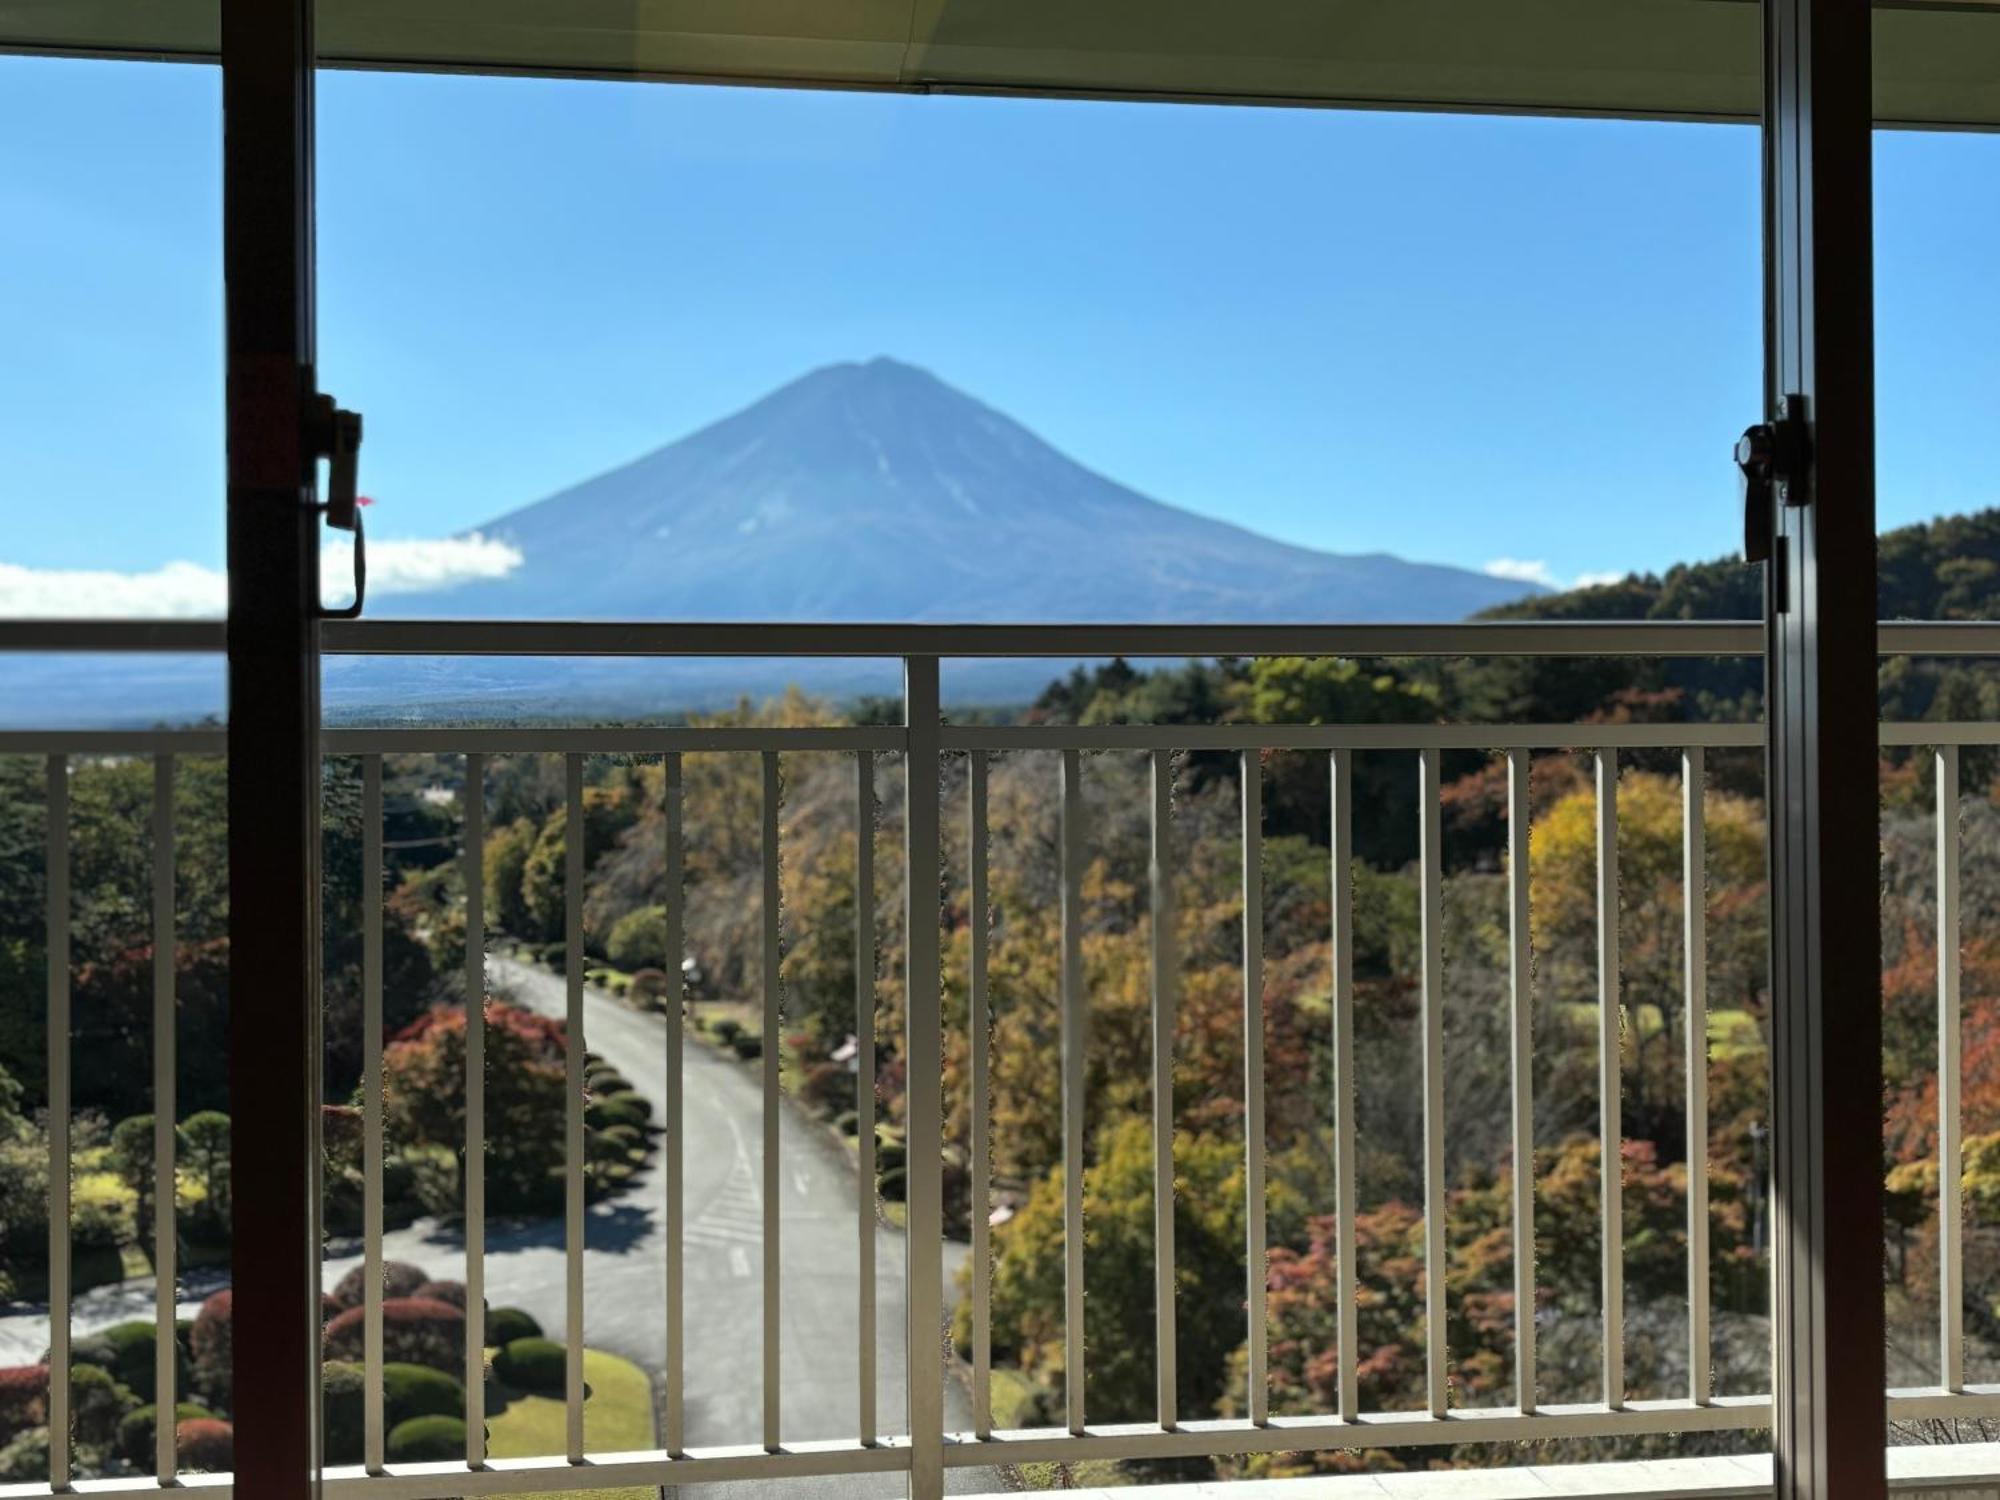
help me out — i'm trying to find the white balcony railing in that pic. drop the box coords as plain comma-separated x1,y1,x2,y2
2,617,1998,1499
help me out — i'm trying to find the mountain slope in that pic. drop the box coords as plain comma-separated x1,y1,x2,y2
394,357,1533,623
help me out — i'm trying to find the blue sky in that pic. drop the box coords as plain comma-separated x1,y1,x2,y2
0,56,1995,614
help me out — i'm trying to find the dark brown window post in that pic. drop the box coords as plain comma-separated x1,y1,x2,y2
1763,0,1883,1496
222,0,322,1488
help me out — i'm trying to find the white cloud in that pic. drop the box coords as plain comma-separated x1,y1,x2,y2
0,533,523,618
1483,558,1561,589
1483,559,1630,594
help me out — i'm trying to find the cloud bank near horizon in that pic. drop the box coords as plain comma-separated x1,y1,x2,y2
0,534,523,618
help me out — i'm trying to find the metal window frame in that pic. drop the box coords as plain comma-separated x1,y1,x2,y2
1763,0,1885,1496
221,0,323,1489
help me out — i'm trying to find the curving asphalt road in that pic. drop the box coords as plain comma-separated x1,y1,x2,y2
0,953,994,1498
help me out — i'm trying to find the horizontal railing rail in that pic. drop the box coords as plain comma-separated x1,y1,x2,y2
4,619,2000,1500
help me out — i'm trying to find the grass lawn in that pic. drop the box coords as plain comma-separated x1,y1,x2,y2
483,1347,659,1500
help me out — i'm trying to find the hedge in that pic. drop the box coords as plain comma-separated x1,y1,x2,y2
386,1414,466,1462
383,1362,465,1424
412,1279,468,1310
493,1337,565,1396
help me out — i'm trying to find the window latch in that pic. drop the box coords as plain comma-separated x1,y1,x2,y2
1736,394,1810,565
308,393,366,618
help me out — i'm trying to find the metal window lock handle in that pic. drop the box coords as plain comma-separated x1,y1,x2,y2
1736,394,1811,565
308,392,366,618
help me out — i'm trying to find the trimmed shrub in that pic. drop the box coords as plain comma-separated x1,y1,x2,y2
876,1139,907,1174
383,1362,465,1424
585,1095,649,1131
70,1319,179,1402
0,1365,47,1444
600,1123,643,1155
386,1414,465,1462
324,1298,463,1375
877,1166,907,1202
493,1337,564,1396
322,1361,365,1465
69,1361,134,1448
834,1110,860,1137
606,906,670,971
332,1259,431,1309
412,1279,467,1310
588,1070,632,1096
728,1033,763,1062
711,1018,741,1045
188,1292,232,1407
116,1403,214,1467
485,1307,541,1347
175,1417,233,1471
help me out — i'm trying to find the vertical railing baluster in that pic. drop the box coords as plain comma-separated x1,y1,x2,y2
857,750,880,1445
1939,743,1964,1393
1418,749,1447,1419
761,749,783,1452
1060,747,1087,1435
1597,750,1624,1411
1149,750,1178,1432
904,658,946,1500
362,754,385,1471
1330,749,1358,1425
45,754,70,1489
1684,748,1711,1405
1507,749,1535,1415
564,754,586,1463
463,752,487,1465
967,750,991,1440
1242,751,1268,1426
152,754,177,1480
663,752,686,1457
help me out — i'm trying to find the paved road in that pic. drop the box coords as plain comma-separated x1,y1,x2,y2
1,954,994,1498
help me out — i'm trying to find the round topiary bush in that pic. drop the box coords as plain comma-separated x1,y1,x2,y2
116,1403,215,1467
412,1279,467,1310
711,1018,741,1045
588,1070,632,1096
321,1361,365,1465
382,1362,465,1424
877,1166,907,1202
333,1259,432,1310
324,1298,464,1375
728,1033,763,1062
484,1307,541,1348
175,1417,233,1472
386,1414,465,1463
493,1337,565,1396
834,1110,859,1137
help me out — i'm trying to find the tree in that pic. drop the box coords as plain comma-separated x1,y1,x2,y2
382,1000,571,1215
179,1112,231,1236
